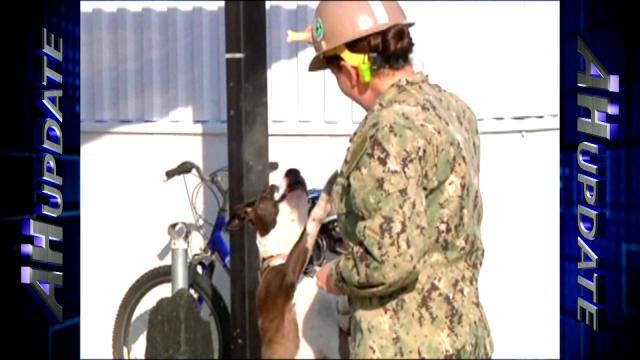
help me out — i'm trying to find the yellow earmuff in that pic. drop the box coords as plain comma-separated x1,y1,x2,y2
324,45,372,83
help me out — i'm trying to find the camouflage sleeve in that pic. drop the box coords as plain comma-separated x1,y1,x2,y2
330,105,449,297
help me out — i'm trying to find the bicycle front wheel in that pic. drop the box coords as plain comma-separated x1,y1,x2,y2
112,265,230,359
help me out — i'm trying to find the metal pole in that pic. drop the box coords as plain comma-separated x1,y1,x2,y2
225,1,268,358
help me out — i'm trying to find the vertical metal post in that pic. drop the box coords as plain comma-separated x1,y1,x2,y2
225,1,268,358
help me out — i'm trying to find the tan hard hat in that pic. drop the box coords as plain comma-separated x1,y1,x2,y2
308,1,414,72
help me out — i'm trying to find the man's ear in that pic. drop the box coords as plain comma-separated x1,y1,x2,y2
339,60,359,89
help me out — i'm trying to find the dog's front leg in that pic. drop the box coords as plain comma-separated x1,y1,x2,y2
336,295,352,359
284,171,338,285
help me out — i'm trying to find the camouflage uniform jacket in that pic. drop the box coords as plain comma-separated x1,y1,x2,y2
329,72,494,358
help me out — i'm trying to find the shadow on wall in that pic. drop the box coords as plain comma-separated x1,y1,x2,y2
79,5,316,335
80,4,314,134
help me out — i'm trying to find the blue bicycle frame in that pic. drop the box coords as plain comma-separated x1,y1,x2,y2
208,214,231,271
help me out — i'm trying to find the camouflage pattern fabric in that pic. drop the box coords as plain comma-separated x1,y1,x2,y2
328,72,494,359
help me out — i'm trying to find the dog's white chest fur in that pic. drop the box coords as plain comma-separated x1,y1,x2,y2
293,276,341,359
255,188,342,359
256,191,309,259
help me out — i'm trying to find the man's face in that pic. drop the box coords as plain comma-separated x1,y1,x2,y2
330,62,356,100
328,59,372,111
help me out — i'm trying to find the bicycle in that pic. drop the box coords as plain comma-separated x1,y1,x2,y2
111,160,347,359
112,161,233,359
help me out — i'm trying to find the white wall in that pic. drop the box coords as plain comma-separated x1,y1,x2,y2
80,130,230,359
478,129,559,359
403,1,559,120
81,1,559,359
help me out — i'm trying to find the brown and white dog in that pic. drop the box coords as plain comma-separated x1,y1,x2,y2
227,169,344,359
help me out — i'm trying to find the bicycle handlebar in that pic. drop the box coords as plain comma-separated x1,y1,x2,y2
166,160,216,186
165,160,281,209
167,161,279,181
165,161,199,181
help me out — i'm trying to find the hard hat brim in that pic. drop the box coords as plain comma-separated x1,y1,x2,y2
307,21,415,72
308,54,329,72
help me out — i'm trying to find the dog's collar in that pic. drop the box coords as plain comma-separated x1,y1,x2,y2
260,253,288,275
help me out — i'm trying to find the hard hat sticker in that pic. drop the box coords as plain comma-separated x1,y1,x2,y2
314,17,325,41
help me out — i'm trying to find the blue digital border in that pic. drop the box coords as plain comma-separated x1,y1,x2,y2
2,0,79,359
3,0,639,359
560,0,640,358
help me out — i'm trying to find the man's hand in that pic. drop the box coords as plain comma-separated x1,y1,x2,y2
316,259,340,294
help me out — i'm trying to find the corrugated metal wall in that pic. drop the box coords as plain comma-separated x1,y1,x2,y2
81,1,559,135
80,2,227,126
266,1,367,135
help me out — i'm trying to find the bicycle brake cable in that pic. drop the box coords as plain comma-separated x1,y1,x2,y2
185,175,199,224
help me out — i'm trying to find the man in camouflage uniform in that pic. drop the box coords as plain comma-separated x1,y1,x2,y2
328,72,494,358
301,1,494,358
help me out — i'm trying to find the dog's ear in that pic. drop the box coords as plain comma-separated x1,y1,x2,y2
225,202,255,232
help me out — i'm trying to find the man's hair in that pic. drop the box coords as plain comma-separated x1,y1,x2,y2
326,24,414,71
